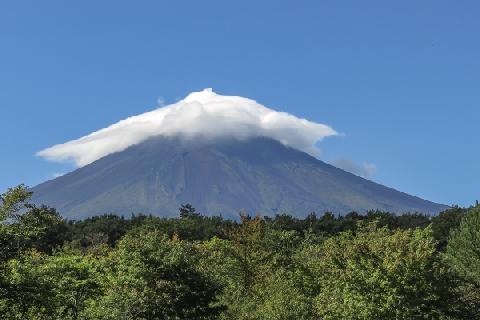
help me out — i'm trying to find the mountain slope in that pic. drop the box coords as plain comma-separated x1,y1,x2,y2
31,136,448,219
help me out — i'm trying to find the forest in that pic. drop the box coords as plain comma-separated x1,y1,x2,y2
1,184,479,319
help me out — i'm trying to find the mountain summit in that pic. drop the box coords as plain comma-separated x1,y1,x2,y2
37,89,337,167
32,136,447,219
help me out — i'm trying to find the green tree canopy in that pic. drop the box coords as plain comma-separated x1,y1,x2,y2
88,228,223,320
303,222,454,319
445,206,480,283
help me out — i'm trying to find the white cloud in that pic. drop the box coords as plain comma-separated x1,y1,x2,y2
331,158,377,178
52,172,65,178
156,96,166,106
37,88,338,167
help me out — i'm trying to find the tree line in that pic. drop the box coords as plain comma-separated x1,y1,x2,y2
0,184,479,319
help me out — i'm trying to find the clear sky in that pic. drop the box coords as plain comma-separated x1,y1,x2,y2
1,0,478,207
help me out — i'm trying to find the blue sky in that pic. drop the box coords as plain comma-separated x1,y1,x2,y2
1,0,478,207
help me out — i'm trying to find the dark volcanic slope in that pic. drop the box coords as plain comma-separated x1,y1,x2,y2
31,136,448,219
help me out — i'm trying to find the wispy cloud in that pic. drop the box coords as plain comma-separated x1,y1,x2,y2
156,96,166,106
37,88,338,167
52,172,65,178
331,158,377,178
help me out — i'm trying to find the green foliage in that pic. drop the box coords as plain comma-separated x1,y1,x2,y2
66,214,145,247
443,206,480,317
87,229,223,320
0,185,32,219
2,185,480,319
2,248,101,320
179,203,200,218
199,215,313,319
304,223,453,319
0,185,66,319
431,206,467,250
445,206,480,283
247,270,314,320
0,185,63,261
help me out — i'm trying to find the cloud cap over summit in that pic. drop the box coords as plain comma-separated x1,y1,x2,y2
37,89,338,166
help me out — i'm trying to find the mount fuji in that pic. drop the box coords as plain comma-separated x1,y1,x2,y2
32,89,447,219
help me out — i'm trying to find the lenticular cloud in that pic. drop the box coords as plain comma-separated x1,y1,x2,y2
37,89,338,167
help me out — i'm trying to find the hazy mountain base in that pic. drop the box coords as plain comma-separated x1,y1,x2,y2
32,136,448,219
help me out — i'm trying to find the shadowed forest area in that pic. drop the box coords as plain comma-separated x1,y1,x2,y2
1,185,479,319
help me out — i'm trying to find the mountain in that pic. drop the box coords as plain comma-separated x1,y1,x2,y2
31,136,448,219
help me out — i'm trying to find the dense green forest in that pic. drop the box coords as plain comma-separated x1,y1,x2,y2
1,185,479,319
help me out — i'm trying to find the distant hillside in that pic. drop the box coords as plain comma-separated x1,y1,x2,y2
31,136,448,219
